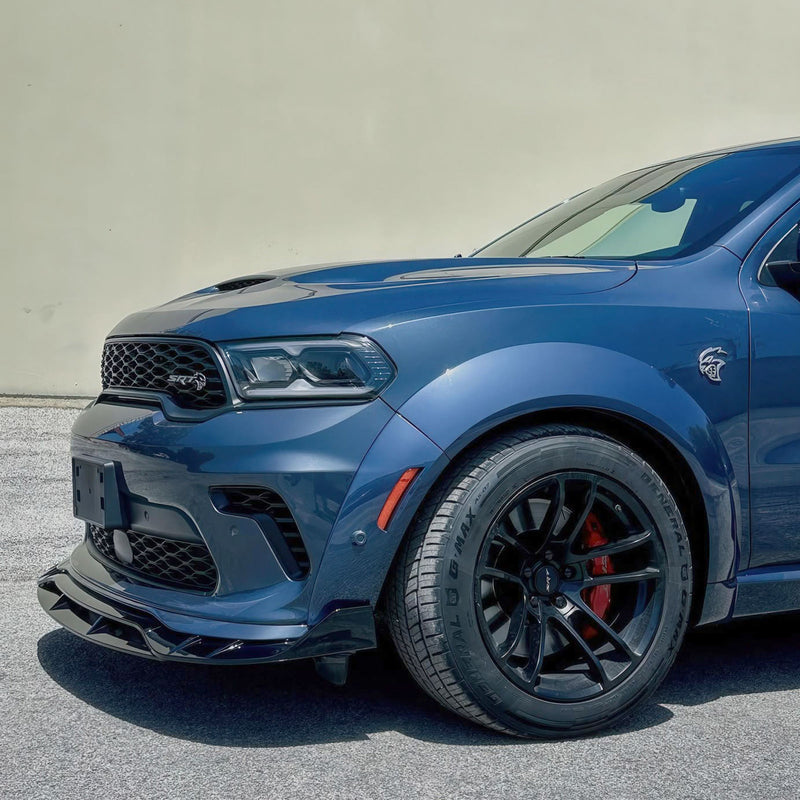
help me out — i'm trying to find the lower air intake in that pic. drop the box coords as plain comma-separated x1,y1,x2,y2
210,486,310,579
87,525,218,592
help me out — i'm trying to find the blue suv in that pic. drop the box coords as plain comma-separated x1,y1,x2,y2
38,138,800,737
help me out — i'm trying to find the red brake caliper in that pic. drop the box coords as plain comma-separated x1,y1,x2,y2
581,512,614,638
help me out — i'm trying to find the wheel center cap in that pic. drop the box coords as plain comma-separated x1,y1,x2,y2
533,564,561,596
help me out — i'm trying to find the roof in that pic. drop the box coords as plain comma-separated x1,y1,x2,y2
655,136,800,167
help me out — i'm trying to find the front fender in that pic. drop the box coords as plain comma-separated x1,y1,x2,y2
307,409,448,621
392,342,741,623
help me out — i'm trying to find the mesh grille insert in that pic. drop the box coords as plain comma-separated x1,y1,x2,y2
88,525,218,592
101,339,226,410
211,486,310,578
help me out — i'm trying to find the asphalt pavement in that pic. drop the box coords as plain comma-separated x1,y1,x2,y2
2,404,799,799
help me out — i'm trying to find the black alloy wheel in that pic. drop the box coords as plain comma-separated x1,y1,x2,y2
387,425,693,737
476,472,666,703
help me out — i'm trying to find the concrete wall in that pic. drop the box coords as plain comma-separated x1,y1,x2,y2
3,0,800,396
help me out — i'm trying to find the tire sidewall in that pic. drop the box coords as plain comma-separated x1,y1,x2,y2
437,433,692,734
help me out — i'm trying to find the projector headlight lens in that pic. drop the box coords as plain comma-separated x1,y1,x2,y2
221,336,395,401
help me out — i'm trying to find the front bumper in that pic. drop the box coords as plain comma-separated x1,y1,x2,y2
39,395,448,663
64,398,396,624
38,563,376,664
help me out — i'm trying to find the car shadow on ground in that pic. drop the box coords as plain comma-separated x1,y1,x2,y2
36,613,800,747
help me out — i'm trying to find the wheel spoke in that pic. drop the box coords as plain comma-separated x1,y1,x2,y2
568,593,639,662
539,475,565,541
481,565,526,588
519,495,537,532
551,611,610,689
498,601,527,661
582,566,661,587
487,608,509,634
521,616,548,683
564,477,598,548
494,519,535,557
566,529,653,563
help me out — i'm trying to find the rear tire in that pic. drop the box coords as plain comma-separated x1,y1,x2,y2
386,424,692,737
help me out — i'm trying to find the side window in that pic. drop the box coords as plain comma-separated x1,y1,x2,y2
759,222,800,291
766,224,800,265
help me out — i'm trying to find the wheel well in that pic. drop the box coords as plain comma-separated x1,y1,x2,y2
428,408,710,626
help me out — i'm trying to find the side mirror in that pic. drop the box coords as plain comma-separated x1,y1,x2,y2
761,260,800,298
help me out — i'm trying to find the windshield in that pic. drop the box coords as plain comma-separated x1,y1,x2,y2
475,149,800,261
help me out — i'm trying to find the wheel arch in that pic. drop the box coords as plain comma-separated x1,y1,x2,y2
405,406,711,625
386,343,742,626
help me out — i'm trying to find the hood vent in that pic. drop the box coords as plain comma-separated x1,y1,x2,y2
215,275,275,292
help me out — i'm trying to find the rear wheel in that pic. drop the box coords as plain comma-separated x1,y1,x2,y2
387,425,693,737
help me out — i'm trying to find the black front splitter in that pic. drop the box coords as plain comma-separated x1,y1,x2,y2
37,565,377,665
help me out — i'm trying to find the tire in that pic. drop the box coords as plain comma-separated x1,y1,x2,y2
386,424,693,737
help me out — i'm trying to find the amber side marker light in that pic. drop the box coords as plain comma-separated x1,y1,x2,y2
377,467,422,531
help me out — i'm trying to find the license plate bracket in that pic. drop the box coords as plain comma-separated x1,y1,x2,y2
72,457,127,530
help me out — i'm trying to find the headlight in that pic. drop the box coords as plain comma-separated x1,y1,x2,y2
220,336,395,401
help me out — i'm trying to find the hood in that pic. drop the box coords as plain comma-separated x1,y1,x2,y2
109,257,637,341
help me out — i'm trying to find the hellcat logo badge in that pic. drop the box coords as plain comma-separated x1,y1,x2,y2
167,372,207,391
698,346,727,384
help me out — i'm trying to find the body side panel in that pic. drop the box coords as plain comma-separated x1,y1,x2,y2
391,344,741,623
360,254,749,623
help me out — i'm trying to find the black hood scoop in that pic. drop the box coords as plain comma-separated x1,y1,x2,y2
215,275,276,292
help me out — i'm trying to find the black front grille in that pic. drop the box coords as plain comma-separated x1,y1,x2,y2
88,525,218,591
101,339,227,410
211,486,310,579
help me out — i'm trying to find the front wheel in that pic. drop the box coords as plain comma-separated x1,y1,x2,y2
387,425,693,737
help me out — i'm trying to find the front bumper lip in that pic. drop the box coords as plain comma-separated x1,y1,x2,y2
37,563,376,664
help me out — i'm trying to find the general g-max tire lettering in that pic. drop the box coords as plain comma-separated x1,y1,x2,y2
387,426,693,737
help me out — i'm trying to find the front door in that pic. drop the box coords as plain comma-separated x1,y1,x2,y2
741,202,800,567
